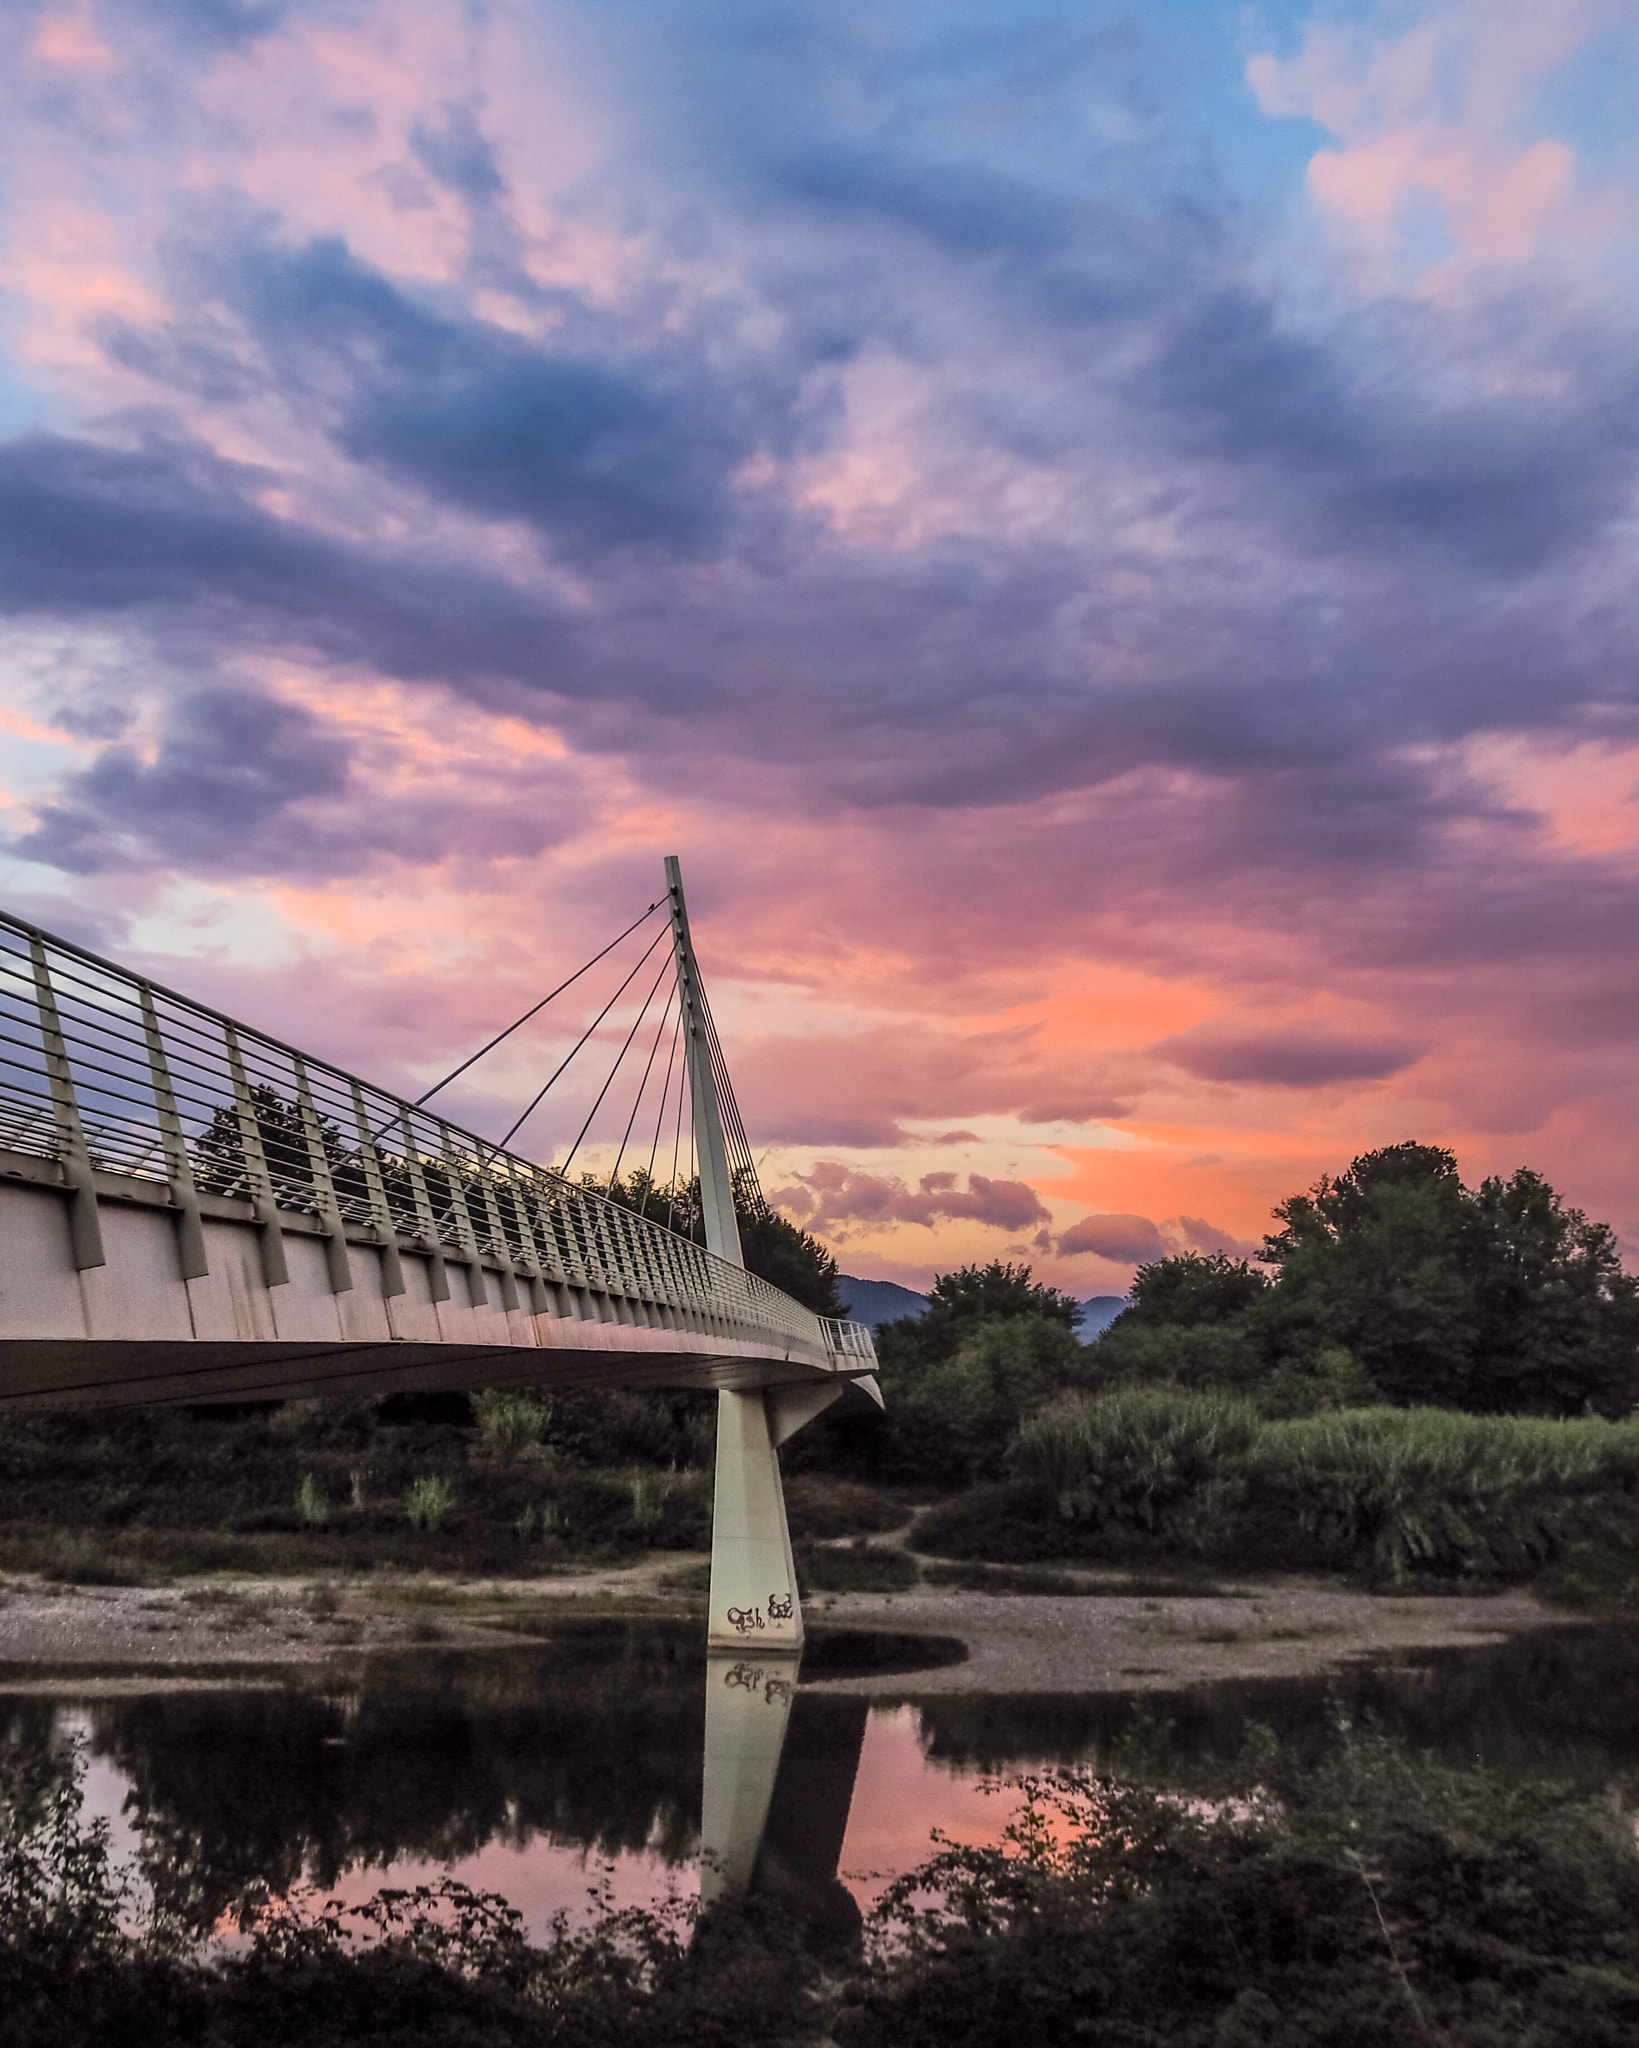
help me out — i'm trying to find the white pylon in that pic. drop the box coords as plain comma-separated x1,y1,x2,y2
664,855,807,1651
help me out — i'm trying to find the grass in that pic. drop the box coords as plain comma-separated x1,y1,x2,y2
917,1388,1639,1584
294,1473,329,1527
921,1561,1087,1595
795,1542,920,1593
1256,1406,1639,1490
1013,1388,1260,1495
404,1475,457,1529
1014,1391,1639,1497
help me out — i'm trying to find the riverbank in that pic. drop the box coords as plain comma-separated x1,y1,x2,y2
0,1555,1580,1695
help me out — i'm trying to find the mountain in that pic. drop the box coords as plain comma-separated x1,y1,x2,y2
837,1277,929,1328
838,1278,1128,1339
1077,1295,1127,1338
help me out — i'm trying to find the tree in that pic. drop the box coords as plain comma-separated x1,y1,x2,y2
1257,1143,1476,1407
735,1204,845,1318
602,1167,844,1317
902,1262,1081,1364
1122,1251,1268,1328
1098,1145,1639,1416
1465,1168,1639,1415
194,1082,357,1200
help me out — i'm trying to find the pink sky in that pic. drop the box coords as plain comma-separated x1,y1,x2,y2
4,0,1639,1290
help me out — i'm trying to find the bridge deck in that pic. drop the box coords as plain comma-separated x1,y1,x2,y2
0,912,876,1411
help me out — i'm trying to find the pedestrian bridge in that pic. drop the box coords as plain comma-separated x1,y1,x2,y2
0,860,882,1659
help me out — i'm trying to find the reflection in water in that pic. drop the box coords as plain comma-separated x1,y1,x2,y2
700,1655,799,1904
8,1618,1639,1941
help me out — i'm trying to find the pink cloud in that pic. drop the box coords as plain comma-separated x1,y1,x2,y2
771,1164,1051,1240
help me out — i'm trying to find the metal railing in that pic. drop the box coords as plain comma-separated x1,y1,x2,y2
0,910,876,1372
819,1318,878,1366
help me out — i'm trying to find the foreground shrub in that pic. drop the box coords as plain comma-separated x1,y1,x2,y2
12,1728,1639,2048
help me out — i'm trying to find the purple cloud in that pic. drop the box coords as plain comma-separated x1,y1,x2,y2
1056,1213,1166,1262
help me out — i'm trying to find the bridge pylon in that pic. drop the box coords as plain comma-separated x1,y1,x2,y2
664,857,849,1652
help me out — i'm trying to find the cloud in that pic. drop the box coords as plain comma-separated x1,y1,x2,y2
1055,1212,1166,1262
9,677,590,879
771,1163,1051,1238
1171,1215,1264,1260
1155,1023,1422,1088
4,0,1639,1273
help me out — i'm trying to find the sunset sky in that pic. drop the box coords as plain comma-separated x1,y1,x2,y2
3,0,1639,1295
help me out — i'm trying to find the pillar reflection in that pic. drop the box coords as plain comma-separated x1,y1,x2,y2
699,1651,869,1940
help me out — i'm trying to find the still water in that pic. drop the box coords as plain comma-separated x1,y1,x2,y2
11,1617,1639,1943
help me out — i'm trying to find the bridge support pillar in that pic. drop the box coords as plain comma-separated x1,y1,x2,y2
707,1388,803,1651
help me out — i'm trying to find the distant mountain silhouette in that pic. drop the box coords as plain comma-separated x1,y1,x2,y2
837,1277,928,1328
838,1277,1128,1338
1077,1295,1126,1338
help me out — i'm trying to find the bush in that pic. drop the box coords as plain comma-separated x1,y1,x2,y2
404,1477,456,1531
294,1473,329,1528
470,1388,551,1460
1013,1388,1257,1510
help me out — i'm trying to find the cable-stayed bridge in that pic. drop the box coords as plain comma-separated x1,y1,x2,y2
0,858,880,1655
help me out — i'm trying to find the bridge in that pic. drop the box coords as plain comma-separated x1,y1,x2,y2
0,858,882,1675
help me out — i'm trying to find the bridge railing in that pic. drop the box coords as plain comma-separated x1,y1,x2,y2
0,911,876,1371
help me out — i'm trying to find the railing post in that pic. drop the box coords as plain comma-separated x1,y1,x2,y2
294,1057,353,1295
507,1172,556,1313
224,1026,290,1287
29,937,104,1272
398,1110,451,1302
439,1122,489,1307
138,984,207,1281
349,1083,406,1298
471,1147,522,1311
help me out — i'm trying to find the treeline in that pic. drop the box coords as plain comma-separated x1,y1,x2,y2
836,1144,1639,1493
1100,1143,1639,1417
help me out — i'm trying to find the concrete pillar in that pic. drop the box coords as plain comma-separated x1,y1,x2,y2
707,1388,802,1652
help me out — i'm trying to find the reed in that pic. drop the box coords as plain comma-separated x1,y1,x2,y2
1012,1388,1260,1495
1254,1407,1639,1493
1014,1390,1639,1498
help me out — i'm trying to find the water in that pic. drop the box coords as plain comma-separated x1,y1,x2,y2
9,1616,1639,1943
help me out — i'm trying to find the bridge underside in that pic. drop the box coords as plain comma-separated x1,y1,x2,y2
0,1161,853,1412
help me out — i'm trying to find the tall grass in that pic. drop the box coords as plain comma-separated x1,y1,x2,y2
1013,1389,1260,1494
294,1473,329,1527
471,1387,551,1459
404,1476,456,1530
998,1388,1639,1580
1014,1391,1639,1497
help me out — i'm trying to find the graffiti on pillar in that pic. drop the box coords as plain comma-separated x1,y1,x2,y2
725,1587,796,1634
